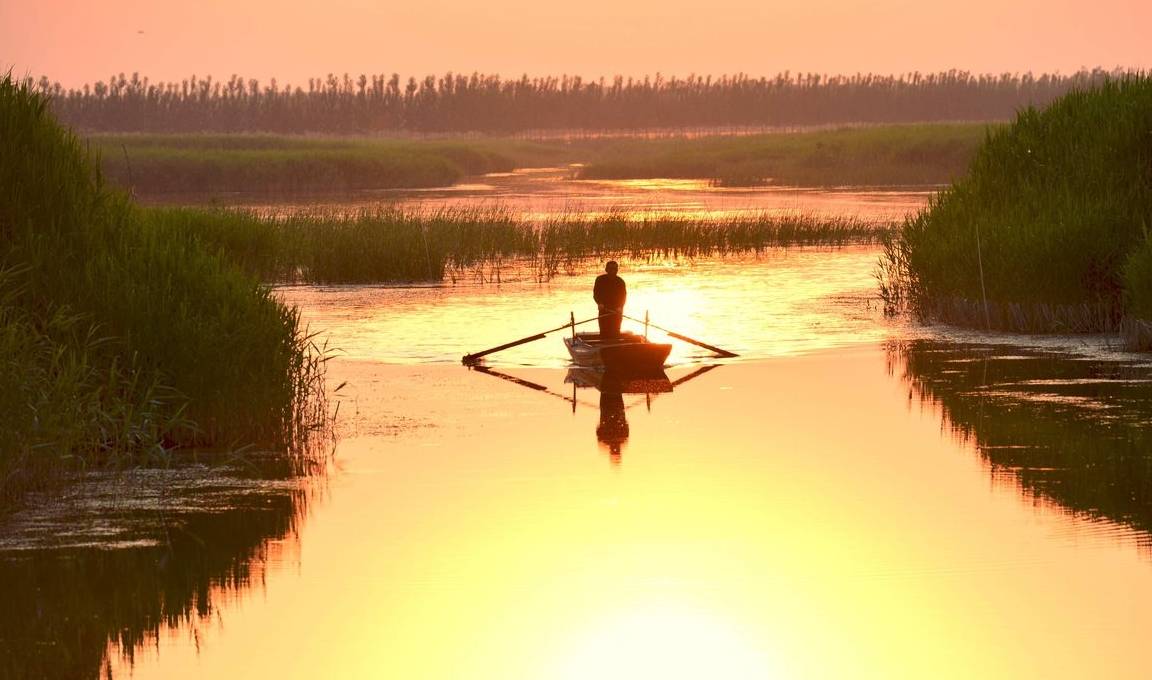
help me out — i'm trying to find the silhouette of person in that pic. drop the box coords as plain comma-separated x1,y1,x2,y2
593,260,626,339
596,390,629,464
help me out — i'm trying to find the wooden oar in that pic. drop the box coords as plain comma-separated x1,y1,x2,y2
622,314,738,358
461,313,609,365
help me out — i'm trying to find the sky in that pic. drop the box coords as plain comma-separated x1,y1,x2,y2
3,0,1150,87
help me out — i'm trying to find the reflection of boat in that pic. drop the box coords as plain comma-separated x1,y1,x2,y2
565,368,672,463
562,332,672,373
469,363,718,465
564,367,673,394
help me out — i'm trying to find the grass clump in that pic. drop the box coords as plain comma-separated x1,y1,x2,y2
577,124,990,187
879,76,1152,335
0,77,325,507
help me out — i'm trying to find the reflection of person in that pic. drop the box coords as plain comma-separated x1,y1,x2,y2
593,260,627,339
596,390,629,464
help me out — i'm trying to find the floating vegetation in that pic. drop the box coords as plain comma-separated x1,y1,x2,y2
878,76,1152,338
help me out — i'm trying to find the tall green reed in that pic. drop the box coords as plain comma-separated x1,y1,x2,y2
144,206,886,285
0,76,327,507
878,76,1152,334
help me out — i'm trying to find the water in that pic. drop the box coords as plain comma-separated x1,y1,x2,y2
5,184,1152,680
181,167,933,223
275,248,890,366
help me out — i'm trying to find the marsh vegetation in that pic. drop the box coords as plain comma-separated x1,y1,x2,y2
93,134,566,195
145,207,885,284
879,76,1152,339
93,124,985,198
575,123,989,187
0,78,327,508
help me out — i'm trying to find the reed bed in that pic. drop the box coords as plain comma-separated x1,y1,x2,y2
92,134,558,196
90,124,987,198
877,76,1152,338
577,123,989,187
0,77,327,508
30,69,1139,134
143,206,887,285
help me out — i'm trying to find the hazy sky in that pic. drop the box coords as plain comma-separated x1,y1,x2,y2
4,0,1150,87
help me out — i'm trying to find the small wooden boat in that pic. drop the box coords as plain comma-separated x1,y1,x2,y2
461,311,734,367
563,331,672,373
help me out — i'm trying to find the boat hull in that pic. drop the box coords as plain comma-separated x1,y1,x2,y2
563,332,672,373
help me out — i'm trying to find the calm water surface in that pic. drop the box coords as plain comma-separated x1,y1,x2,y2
4,185,1152,679
185,167,932,223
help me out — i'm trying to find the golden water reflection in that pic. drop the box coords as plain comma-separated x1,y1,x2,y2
276,248,890,367
113,352,1152,679
196,167,932,223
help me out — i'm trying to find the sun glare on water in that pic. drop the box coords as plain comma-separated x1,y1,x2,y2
552,603,779,680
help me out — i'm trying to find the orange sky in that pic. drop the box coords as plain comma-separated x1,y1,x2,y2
3,0,1150,87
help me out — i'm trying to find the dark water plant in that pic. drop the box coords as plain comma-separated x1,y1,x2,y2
879,76,1152,335
0,77,326,506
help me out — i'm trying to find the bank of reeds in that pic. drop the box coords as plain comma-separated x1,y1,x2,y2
143,207,886,285
877,76,1152,341
577,123,988,187
91,134,558,196
30,69,1139,134
0,78,326,508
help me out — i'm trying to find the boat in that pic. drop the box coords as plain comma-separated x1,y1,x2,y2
562,331,672,373
461,311,734,368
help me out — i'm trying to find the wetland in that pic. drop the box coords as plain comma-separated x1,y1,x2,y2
6,171,1152,680
5,77,1152,680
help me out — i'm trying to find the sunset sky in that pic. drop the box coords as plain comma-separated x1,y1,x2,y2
4,0,1150,87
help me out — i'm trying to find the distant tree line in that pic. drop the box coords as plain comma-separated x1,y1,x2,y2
29,69,1139,134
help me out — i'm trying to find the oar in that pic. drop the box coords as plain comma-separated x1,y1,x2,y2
622,314,738,358
671,364,721,387
461,313,609,365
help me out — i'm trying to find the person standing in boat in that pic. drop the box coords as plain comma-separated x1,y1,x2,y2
593,260,626,338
